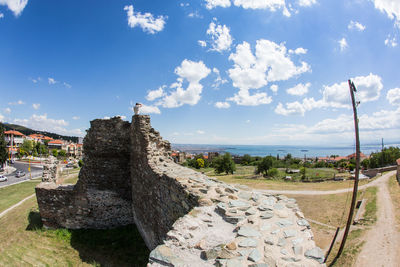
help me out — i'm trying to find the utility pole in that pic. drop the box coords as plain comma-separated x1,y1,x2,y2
381,138,384,152
328,80,361,266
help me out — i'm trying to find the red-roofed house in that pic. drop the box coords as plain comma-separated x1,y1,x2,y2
48,139,65,150
27,134,54,143
4,130,25,155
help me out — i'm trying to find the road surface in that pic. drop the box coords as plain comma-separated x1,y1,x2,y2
0,161,43,187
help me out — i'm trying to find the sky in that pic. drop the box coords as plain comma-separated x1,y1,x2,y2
0,0,399,146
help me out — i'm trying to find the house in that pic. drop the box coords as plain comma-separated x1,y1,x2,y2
346,152,368,161
171,151,186,163
27,133,54,143
48,139,65,150
4,130,25,155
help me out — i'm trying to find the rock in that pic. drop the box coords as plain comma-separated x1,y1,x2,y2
260,222,272,231
238,249,252,256
275,210,289,218
281,257,301,262
264,256,276,267
286,203,296,209
149,245,185,265
305,247,325,263
297,219,310,228
229,200,251,211
225,187,235,194
264,235,274,245
202,247,221,260
248,249,262,262
249,264,269,267
216,202,228,215
262,197,276,206
238,226,261,237
258,205,273,211
274,203,285,210
199,198,213,206
293,244,303,255
226,258,243,267
246,207,257,215
276,219,294,228
292,238,303,245
215,187,222,194
295,211,305,219
228,194,238,200
271,229,280,235
260,211,274,219
225,216,246,224
238,191,252,200
280,248,289,255
283,229,297,238
195,239,207,250
277,238,287,247
226,241,237,250
238,238,258,247
218,248,239,259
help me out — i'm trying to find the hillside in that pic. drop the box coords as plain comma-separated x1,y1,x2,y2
1,122,79,143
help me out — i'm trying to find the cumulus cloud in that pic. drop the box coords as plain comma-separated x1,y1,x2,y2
8,100,24,105
0,12,4,18
385,35,398,47
155,60,211,108
14,114,83,136
4,107,11,114
0,113,4,121
72,116,80,120
288,47,307,54
275,73,383,116
233,0,285,11
124,5,167,34
212,68,228,89
140,104,161,114
188,11,203,18
338,38,348,51
32,103,40,110
348,20,366,31
286,82,310,96
206,20,233,52
48,77,57,84
197,130,205,134
146,86,165,101
215,101,231,108
298,0,316,7
198,40,207,47
205,0,231,9
63,82,71,88
227,90,272,106
371,0,400,27
387,88,400,106
270,84,278,93
0,0,28,16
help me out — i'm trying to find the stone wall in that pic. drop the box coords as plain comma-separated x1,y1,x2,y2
36,117,133,229
36,115,326,266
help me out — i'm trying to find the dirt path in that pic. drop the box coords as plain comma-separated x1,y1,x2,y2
258,171,395,195
355,173,400,267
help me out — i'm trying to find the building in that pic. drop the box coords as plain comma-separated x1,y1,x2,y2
48,139,65,150
4,130,25,157
208,152,219,161
171,151,186,163
27,134,54,143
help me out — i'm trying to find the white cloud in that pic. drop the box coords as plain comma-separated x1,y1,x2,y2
228,40,310,93
385,35,398,47
14,114,83,136
206,20,233,52
205,0,231,9
72,116,80,120
0,0,28,16
48,77,57,84
154,60,211,108
197,130,205,134
4,107,11,114
215,101,231,108
0,12,4,18
8,100,24,105
188,11,203,18
32,103,40,110
198,40,207,47
371,0,400,27
103,116,111,119
298,0,316,7
30,77,41,83
275,74,383,116
348,20,366,31
63,82,71,88
233,0,285,11
288,47,307,54
124,5,167,34
338,38,348,51
146,86,165,101
246,119,251,123
116,115,127,120
0,114,4,122
140,104,161,114
387,88,400,106
212,67,228,89
228,90,272,106
286,82,310,96
270,84,278,93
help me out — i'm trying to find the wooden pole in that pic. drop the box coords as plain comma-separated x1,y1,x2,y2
328,80,361,266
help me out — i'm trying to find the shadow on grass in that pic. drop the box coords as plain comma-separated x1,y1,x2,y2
26,211,149,267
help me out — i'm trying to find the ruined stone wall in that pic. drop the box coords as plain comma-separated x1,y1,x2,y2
36,117,133,229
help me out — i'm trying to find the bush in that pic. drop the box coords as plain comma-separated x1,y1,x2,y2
213,153,236,174
78,159,84,167
256,156,274,175
267,168,278,177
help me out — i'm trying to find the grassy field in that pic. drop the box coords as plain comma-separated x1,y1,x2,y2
0,180,41,213
388,174,400,231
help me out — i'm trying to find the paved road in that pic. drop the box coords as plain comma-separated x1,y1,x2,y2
0,161,43,187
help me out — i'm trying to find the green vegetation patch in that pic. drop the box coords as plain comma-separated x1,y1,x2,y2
0,180,40,213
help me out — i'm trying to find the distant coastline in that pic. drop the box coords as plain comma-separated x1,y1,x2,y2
172,143,400,158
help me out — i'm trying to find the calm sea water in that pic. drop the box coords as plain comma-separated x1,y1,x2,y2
172,143,400,158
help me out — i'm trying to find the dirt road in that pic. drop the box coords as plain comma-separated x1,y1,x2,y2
355,173,400,267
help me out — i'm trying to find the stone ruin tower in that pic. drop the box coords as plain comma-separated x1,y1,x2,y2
36,115,326,266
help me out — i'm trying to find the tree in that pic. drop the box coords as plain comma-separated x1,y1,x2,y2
58,150,67,158
241,154,253,165
20,140,33,155
0,125,7,166
267,168,278,177
300,167,306,180
213,153,236,174
256,156,274,176
52,149,58,157
196,158,205,169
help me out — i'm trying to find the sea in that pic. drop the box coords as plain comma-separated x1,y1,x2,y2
171,143,400,158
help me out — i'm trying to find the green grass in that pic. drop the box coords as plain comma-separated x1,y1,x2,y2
362,187,378,225
0,180,41,213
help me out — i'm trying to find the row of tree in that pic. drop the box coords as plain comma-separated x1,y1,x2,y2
361,147,400,169
183,153,236,174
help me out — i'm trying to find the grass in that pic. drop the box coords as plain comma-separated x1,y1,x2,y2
0,180,41,213
362,187,378,225
0,196,150,266
388,174,400,231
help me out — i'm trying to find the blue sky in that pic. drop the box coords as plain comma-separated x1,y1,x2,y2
0,0,399,146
